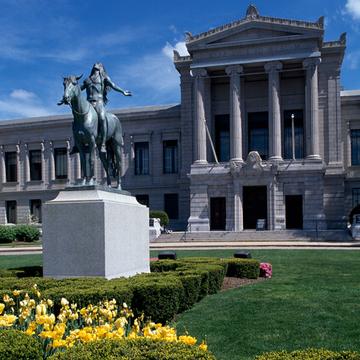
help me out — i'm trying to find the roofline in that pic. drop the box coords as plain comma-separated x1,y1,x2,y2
0,104,181,128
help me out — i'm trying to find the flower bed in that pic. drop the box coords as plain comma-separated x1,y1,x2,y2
0,286,214,359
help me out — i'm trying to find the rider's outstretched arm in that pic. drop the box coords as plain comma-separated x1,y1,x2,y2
105,76,131,96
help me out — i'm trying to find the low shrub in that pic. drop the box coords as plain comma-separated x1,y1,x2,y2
255,348,360,360
130,275,183,323
48,338,216,360
149,210,169,227
224,259,260,279
43,283,134,315
14,225,40,242
0,329,42,360
0,225,16,243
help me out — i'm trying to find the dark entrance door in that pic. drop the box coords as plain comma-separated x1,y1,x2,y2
285,195,303,229
210,197,226,230
243,186,267,229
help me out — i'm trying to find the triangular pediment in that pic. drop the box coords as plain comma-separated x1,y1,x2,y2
186,5,324,51
208,27,303,45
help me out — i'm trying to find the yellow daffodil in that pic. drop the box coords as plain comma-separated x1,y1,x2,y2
179,335,197,346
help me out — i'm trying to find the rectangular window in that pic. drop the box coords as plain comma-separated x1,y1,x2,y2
163,140,178,174
164,193,179,220
5,152,17,182
29,150,42,181
54,148,68,179
135,142,149,175
283,110,304,159
215,115,230,162
6,200,16,224
351,129,360,165
136,194,149,207
30,199,42,223
352,188,360,208
248,112,268,160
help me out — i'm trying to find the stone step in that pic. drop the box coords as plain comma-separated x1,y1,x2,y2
154,230,352,242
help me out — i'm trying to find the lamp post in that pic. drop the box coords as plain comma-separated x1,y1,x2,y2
291,113,296,160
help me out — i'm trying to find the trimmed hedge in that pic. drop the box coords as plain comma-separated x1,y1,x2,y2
0,226,16,243
48,338,216,360
0,225,40,243
224,259,260,279
0,330,42,360
255,348,360,360
0,257,259,323
14,225,40,242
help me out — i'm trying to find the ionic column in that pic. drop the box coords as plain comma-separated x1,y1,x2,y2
24,143,30,183
226,65,244,163
49,141,55,181
233,180,243,231
303,57,321,160
0,146,5,184
265,61,283,161
192,69,208,164
75,153,81,180
41,141,45,182
66,141,71,182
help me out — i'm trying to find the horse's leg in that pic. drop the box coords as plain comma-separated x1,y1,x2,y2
113,142,122,190
79,149,86,186
87,138,96,185
99,151,110,186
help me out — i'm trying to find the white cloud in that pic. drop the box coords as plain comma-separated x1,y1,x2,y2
162,41,189,60
10,89,36,101
115,41,189,104
0,89,55,119
345,0,360,19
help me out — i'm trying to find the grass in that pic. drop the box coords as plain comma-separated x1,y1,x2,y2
173,250,360,359
0,254,42,269
0,240,42,247
1,249,360,359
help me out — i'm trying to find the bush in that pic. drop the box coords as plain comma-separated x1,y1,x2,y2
14,225,40,242
150,210,169,227
130,275,183,323
255,348,360,360
0,329,42,360
224,259,260,279
43,282,134,315
48,338,216,360
0,225,16,243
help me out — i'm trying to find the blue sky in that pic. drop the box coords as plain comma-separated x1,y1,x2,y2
0,0,359,120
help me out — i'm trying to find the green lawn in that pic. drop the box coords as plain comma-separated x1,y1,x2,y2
1,250,360,360
0,254,42,269
173,250,360,360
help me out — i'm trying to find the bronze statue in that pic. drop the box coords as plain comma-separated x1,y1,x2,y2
58,63,131,189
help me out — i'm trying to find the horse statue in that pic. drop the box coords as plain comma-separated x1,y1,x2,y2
59,75,124,189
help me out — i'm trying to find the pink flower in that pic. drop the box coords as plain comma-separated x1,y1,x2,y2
260,263,272,278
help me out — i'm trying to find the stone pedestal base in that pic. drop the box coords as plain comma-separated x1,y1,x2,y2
43,186,149,279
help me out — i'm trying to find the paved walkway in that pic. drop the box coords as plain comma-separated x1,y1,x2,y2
1,241,360,255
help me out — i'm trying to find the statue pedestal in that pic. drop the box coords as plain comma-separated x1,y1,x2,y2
43,186,149,279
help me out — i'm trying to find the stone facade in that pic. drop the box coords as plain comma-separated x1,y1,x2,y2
0,5,359,232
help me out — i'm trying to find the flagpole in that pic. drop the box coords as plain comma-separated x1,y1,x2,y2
204,118,219,165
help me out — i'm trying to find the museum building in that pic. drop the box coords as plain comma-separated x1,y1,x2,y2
0,5,360,232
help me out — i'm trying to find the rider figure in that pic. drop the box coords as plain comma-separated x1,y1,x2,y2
71,62,131,154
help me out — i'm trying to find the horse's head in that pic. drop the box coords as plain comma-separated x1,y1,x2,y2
62,74,83,104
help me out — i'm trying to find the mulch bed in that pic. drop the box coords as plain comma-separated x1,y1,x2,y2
221,276,267,291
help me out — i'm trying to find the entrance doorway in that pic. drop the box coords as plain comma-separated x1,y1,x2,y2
285,195,303,229
210,197,226,230
243,186,267,229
